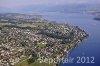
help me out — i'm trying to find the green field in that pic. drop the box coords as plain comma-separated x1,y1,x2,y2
17,24,36,28
36,43,46,47
15,59,54,66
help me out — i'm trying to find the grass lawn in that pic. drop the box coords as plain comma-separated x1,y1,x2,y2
14,57,29,66
17,24,36,28
36,43,46,47
15,59,54,66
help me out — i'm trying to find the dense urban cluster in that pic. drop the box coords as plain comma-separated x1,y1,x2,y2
0,13,88,66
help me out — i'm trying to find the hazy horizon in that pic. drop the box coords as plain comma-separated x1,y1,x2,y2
0,0,100,13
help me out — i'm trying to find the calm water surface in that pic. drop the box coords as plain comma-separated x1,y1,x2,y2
42,12,100,66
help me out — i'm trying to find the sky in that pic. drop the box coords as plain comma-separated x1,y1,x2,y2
0,0,100,8
0,0,100,13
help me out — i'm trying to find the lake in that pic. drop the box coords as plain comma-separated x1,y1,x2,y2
42,12,100,66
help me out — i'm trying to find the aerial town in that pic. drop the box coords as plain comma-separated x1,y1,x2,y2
0,13,88,66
